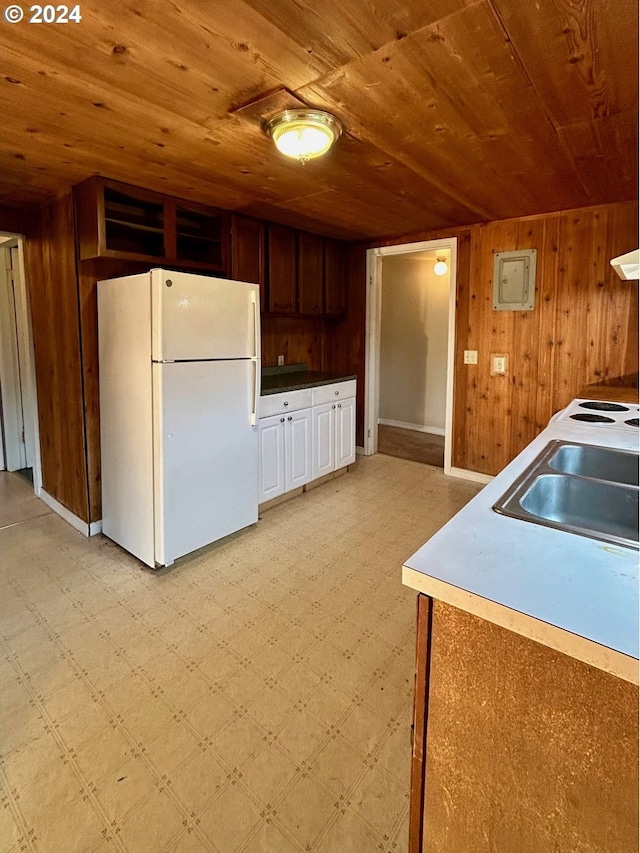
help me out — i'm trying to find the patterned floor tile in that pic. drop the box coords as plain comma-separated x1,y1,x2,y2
0,458,480,852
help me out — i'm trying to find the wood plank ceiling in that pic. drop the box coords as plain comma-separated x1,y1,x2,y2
1,0,637,239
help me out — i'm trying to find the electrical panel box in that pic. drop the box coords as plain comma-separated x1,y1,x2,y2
492,249,536,311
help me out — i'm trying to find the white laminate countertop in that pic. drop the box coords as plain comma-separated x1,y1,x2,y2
402,399,639,684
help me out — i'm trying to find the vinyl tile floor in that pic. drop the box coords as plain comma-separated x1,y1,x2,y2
0,457,481,853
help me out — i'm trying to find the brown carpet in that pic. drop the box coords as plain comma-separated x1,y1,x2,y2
377,425,445,468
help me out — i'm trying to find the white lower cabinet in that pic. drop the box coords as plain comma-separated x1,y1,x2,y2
311,403,335,480
258,408,312,504
335,396,357,469
285,408,313,491
258,415,285,503
259,381,356,505
312,397,356,480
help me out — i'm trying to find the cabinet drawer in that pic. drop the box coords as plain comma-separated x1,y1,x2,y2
259,388,312,418
311,380,356,407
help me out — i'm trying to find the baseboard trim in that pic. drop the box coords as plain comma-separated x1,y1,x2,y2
378,419,445,437
40,489,92,536
447,467,494,485
89,520,103,536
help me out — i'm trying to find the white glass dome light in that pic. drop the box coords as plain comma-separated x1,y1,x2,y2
265,110,343,164
433,257,449,276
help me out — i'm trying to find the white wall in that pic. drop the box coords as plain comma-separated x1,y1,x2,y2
379,253,449,433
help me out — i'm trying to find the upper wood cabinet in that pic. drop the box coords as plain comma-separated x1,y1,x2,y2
298,232,324,316
267,224,297,314
266,225,347,317
74,177,229,272
324,239,346,316
231,215,266,312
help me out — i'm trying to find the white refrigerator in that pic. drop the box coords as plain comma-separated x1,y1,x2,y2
98,268,260,568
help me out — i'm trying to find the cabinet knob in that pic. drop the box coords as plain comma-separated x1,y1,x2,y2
332,404,336,409
338,403,342,408
280,417,285,422
287,416,292,421
283,401,289,407
334,390,339,396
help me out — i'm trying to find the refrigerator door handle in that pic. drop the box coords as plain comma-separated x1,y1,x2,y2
251,290,259,359
250,358,259,426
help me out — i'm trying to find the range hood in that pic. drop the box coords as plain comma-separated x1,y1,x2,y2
610,249,640,281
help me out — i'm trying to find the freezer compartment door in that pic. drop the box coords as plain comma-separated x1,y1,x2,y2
153,360,258,566
151,269,260,362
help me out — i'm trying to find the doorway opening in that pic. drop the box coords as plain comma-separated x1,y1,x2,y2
0,232,42,495
364,238,457,473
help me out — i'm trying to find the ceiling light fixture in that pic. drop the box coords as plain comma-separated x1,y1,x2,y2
433,257,448,276
264,109,343,164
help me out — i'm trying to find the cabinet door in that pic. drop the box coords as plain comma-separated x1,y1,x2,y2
298,232,324,315
324,239,346,316
335,397,356,469
268,225,297,314
231,215,266,313
285,409,312,491
312,403,335,480
258,415,285,503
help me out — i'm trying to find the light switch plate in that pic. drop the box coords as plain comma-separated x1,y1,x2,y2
464,350,478,364
491,353,508,375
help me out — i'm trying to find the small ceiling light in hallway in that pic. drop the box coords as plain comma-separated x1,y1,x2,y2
264,110,343,163
433,257,448,276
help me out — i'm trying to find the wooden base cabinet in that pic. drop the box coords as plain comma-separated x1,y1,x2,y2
409,594,639,853
258,409,312,504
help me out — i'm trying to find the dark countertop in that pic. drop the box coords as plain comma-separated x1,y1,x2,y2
261,364,357,396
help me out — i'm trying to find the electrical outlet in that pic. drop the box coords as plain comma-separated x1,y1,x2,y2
463,350,478,364
277,355,285,366
491,354,508,375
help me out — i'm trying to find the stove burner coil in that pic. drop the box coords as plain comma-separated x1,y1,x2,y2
578,401,630,412
569,413,616,423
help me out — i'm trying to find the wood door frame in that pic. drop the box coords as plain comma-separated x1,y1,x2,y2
0,233,42,492
0,243,26,470
364,237,457,473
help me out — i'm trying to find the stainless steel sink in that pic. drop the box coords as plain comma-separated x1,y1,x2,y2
493,440,639,549
548,444,638,486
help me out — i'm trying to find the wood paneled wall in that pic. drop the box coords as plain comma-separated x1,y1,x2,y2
334,201,638,474
15,196,639,526
261,315,331,371
24,194,90,520
327,244,367,440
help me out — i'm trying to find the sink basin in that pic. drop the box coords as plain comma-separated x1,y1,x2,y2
493,440,639,549
520,474,639,544
548,444,638,486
